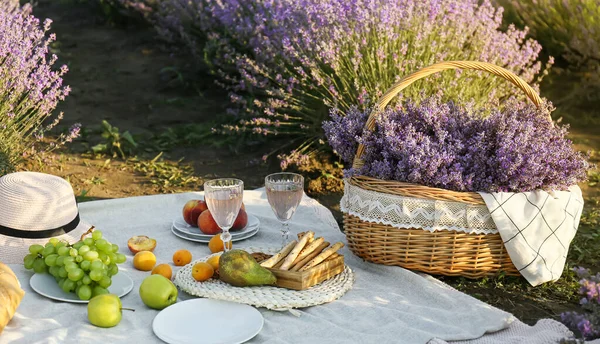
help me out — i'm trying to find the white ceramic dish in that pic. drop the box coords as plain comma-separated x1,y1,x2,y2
29,271,134,303
171,225,259,243
172,214,260,238
152,298,263,344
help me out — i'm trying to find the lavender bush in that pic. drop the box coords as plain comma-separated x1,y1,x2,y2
498,0,599,67
324,96,589,193
155,0,550,166
561,267,600,341
0,3,77,175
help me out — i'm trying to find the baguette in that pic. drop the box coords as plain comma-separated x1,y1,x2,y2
260,240,296,268
300,242,345,271
289,241,330,272
292,237,325,266
279,231,314,270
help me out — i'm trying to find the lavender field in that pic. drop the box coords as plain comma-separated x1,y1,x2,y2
3,0,599,338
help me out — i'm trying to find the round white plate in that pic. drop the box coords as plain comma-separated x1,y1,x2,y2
152,298,263,344
171,225,258,243
172,214,260,239
29,271,134,303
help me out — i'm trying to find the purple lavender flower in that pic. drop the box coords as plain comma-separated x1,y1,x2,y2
153,0,550,166
0,3,71,174
560,267,600,340
324,95,590,193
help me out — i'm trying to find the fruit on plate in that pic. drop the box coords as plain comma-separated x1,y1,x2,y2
208,235,231,253
151,264,173,280
23,229,127,301
198,204,248,235
205,255,220,271
0,262,25,333
139,275,178,310
191,262,214,282
127,235,157,254
197,210,220,235
172,249,192,266
87,294,126,328
133,251,156,271
230,208,248,232
219,250,276,287
182,199,208,226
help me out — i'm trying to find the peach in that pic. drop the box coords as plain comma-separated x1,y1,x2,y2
127,236,157,254
182,199,208,226
230,208,248,232
198,210,221,235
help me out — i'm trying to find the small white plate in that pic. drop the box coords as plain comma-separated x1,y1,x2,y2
29,271,134,303
152,298,263,344
171,225,258,243
172,214,260,239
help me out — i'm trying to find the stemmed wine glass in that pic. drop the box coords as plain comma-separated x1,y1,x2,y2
265,173,304,247
203,178,244,252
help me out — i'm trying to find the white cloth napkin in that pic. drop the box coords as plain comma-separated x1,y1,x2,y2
478,186,584,286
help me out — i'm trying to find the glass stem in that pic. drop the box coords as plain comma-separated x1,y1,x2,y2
281,222,290,248
221,230,232,252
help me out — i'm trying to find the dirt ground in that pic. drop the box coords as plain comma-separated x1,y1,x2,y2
29,0,598,327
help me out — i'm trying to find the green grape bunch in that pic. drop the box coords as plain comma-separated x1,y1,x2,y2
23,229,127,301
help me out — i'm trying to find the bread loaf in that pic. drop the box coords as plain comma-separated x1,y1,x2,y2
0,262,25,333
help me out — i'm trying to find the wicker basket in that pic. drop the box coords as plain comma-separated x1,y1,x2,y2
343,61,548,279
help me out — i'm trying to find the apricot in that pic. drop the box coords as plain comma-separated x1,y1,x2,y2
151,263,173,280
206,255,220,271
133,251,156,271
172,249,192,266
208,235,231,253
191,262,214,282
127,235,157,254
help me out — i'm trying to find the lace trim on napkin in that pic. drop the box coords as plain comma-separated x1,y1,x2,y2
340,180,498,234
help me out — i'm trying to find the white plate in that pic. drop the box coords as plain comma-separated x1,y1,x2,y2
29,271,134,303
152,298,263,344
172,214,260,239
171,225,258,243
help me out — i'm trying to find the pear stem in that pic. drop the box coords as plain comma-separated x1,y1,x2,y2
121,308,136,312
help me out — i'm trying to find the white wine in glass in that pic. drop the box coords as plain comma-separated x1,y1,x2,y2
265,173,304,247
204,178,244,252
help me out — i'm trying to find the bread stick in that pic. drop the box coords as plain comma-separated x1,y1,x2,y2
289,241,329,272
292,237,325,265
272,258,285,269
297,231,307,239
260,240,296,268
280,231,314,270
300,242,344,271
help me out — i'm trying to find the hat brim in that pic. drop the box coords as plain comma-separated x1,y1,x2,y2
0,220,94,264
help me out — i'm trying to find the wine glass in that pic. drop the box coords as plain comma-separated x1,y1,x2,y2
265,173,304,247
203,178,244,252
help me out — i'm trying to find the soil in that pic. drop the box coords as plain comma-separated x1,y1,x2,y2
28,0,598,328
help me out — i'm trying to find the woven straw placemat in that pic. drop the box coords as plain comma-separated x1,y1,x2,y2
174,247,355,310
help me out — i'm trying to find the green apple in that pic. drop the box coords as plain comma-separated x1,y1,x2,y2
139,274,178,310
87,294,123,328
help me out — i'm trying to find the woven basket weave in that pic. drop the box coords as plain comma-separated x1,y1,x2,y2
344,61,548,279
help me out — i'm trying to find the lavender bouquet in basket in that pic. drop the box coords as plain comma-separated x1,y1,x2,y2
324,95,590,193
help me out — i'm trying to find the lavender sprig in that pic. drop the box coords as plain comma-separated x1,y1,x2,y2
324,96,590,193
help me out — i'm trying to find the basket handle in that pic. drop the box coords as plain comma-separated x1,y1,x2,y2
352,61,546,169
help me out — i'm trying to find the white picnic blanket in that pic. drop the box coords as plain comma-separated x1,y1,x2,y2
1,190,577,344
479,186,584,286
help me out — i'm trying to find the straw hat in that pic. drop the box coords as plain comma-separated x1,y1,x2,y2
0,172,91,264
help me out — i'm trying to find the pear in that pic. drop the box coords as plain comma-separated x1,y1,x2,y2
219,250,277,287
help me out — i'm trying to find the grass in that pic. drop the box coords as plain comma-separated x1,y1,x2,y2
130,152,203,190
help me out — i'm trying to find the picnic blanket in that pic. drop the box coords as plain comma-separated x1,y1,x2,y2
1,190,577,344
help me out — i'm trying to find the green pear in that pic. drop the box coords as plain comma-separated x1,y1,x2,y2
87,294,123,328
219,249,277,287
139,274,178,310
